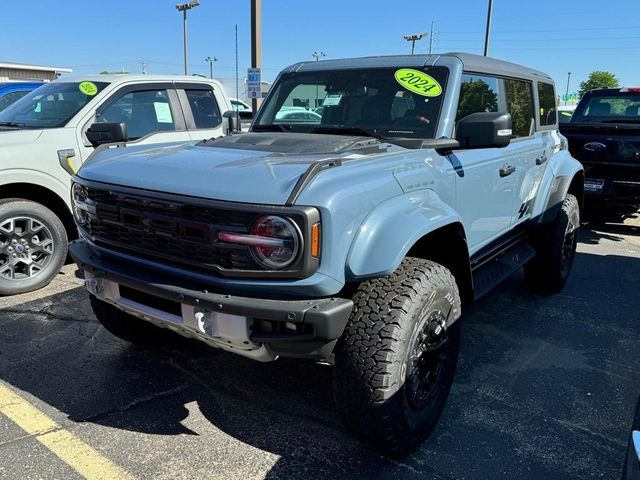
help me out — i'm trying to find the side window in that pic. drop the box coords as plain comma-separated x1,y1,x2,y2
538,82,557,126
457,74,499,121
185,89,222,129
98,89,175,140
504,79,534,138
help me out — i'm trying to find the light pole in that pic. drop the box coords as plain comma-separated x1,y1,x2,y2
176,0,200,75
205,56,217,79
312,51,326,62
565,72,571,106
403,32,427,55
312,52,326,108
483,0,493,56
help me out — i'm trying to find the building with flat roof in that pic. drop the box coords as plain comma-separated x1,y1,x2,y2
0,62,72,82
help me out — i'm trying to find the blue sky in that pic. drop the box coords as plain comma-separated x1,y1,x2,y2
1,0,639,97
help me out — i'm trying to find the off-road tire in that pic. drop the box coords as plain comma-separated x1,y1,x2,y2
90,295,180,347
0,199,67,296
524,194,580,294
333,257,462,457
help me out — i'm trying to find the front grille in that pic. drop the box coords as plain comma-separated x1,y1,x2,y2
83,186,260,272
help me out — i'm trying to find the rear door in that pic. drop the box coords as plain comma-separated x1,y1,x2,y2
502,77,546,227
175,83,226,141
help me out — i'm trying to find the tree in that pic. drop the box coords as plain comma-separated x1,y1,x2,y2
578,71,620,97
457,79,498,119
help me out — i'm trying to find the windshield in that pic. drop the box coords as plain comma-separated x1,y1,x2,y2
254,67,449,139
572,92,640,123
0,81,109,128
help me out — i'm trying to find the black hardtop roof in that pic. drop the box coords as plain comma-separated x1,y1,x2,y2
285,52,553,83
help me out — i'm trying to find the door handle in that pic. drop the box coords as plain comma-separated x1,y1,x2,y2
499,165,516,177
536,155,548,165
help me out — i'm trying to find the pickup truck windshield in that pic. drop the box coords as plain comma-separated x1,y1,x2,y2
572,91,640,123
0,81,109,129
254,67,448,139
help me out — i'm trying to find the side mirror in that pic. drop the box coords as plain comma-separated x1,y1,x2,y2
222,110,241,134
86,122,128,147
455,112,512,149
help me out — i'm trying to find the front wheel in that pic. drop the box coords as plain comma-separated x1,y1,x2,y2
333,258,462,457
524,193,580,294
0,199,67,296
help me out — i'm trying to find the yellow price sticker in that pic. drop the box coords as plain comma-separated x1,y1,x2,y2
394,69,442,97
78,81,98,96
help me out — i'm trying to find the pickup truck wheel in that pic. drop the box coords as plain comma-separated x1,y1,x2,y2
90,295,179,347
333,258,461,457
524,193,580,294
0,199,67,296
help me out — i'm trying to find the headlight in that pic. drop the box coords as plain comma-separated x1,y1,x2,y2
71,182,88,226
217,215,301,270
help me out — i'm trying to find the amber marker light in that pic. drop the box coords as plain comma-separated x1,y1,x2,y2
311,223,321,258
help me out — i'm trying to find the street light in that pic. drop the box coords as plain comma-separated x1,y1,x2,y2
312,51,326,62
483,0,493,56
205,56,217,79
565,72,572,106
312,52,326,108
403,32,428,55
176,0,200,75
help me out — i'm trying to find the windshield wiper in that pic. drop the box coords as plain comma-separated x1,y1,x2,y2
0,122,28,128
601,119,640,124
310,126,421,148
252,124,293,132
311,125,383,139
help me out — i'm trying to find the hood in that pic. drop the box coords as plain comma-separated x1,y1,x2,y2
78,133,384,205
0,128,43,145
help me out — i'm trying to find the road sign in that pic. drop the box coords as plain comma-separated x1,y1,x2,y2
247,68,261,99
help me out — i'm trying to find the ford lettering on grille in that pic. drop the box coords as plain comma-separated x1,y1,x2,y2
118,207,213,245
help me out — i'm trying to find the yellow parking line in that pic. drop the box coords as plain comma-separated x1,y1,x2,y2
0,381,134,480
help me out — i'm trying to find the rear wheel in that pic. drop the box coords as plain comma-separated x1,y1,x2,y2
0,199,67,296
333,257,461,457
524,194,580,294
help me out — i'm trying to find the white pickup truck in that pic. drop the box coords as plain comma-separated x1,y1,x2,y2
0,74,236,295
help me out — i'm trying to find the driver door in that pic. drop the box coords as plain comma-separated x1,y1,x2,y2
75,84,190,163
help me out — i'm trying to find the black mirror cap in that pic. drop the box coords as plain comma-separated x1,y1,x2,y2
86,122,128,148
456,112,512,149
223,110,241,134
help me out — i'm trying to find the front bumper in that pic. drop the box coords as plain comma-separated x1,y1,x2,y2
70,240,353,362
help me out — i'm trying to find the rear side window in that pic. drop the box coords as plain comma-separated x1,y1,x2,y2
456,74,499,120
185,89,221,129
504,79,534,137
538,82,557,126
98,89,176,140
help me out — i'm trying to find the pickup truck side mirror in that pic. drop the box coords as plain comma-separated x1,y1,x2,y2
86,122,128,147
456,112,512,149
222,110,241,134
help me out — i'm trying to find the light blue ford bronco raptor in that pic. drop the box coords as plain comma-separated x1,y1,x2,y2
70,52,583,456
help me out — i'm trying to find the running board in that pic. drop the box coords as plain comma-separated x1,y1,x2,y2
472,242,536,301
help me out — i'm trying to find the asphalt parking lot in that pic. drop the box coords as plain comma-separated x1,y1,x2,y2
1,208,639,480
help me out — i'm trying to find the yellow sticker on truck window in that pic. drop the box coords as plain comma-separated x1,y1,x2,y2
394,69,442,97
78,81,98,96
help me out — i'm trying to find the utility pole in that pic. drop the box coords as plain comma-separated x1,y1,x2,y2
565,72,571,106
205,56,217,79
250,0,262,112
483,0,493,56
404,32,427,55
428,22,434,54
176,0,200,75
